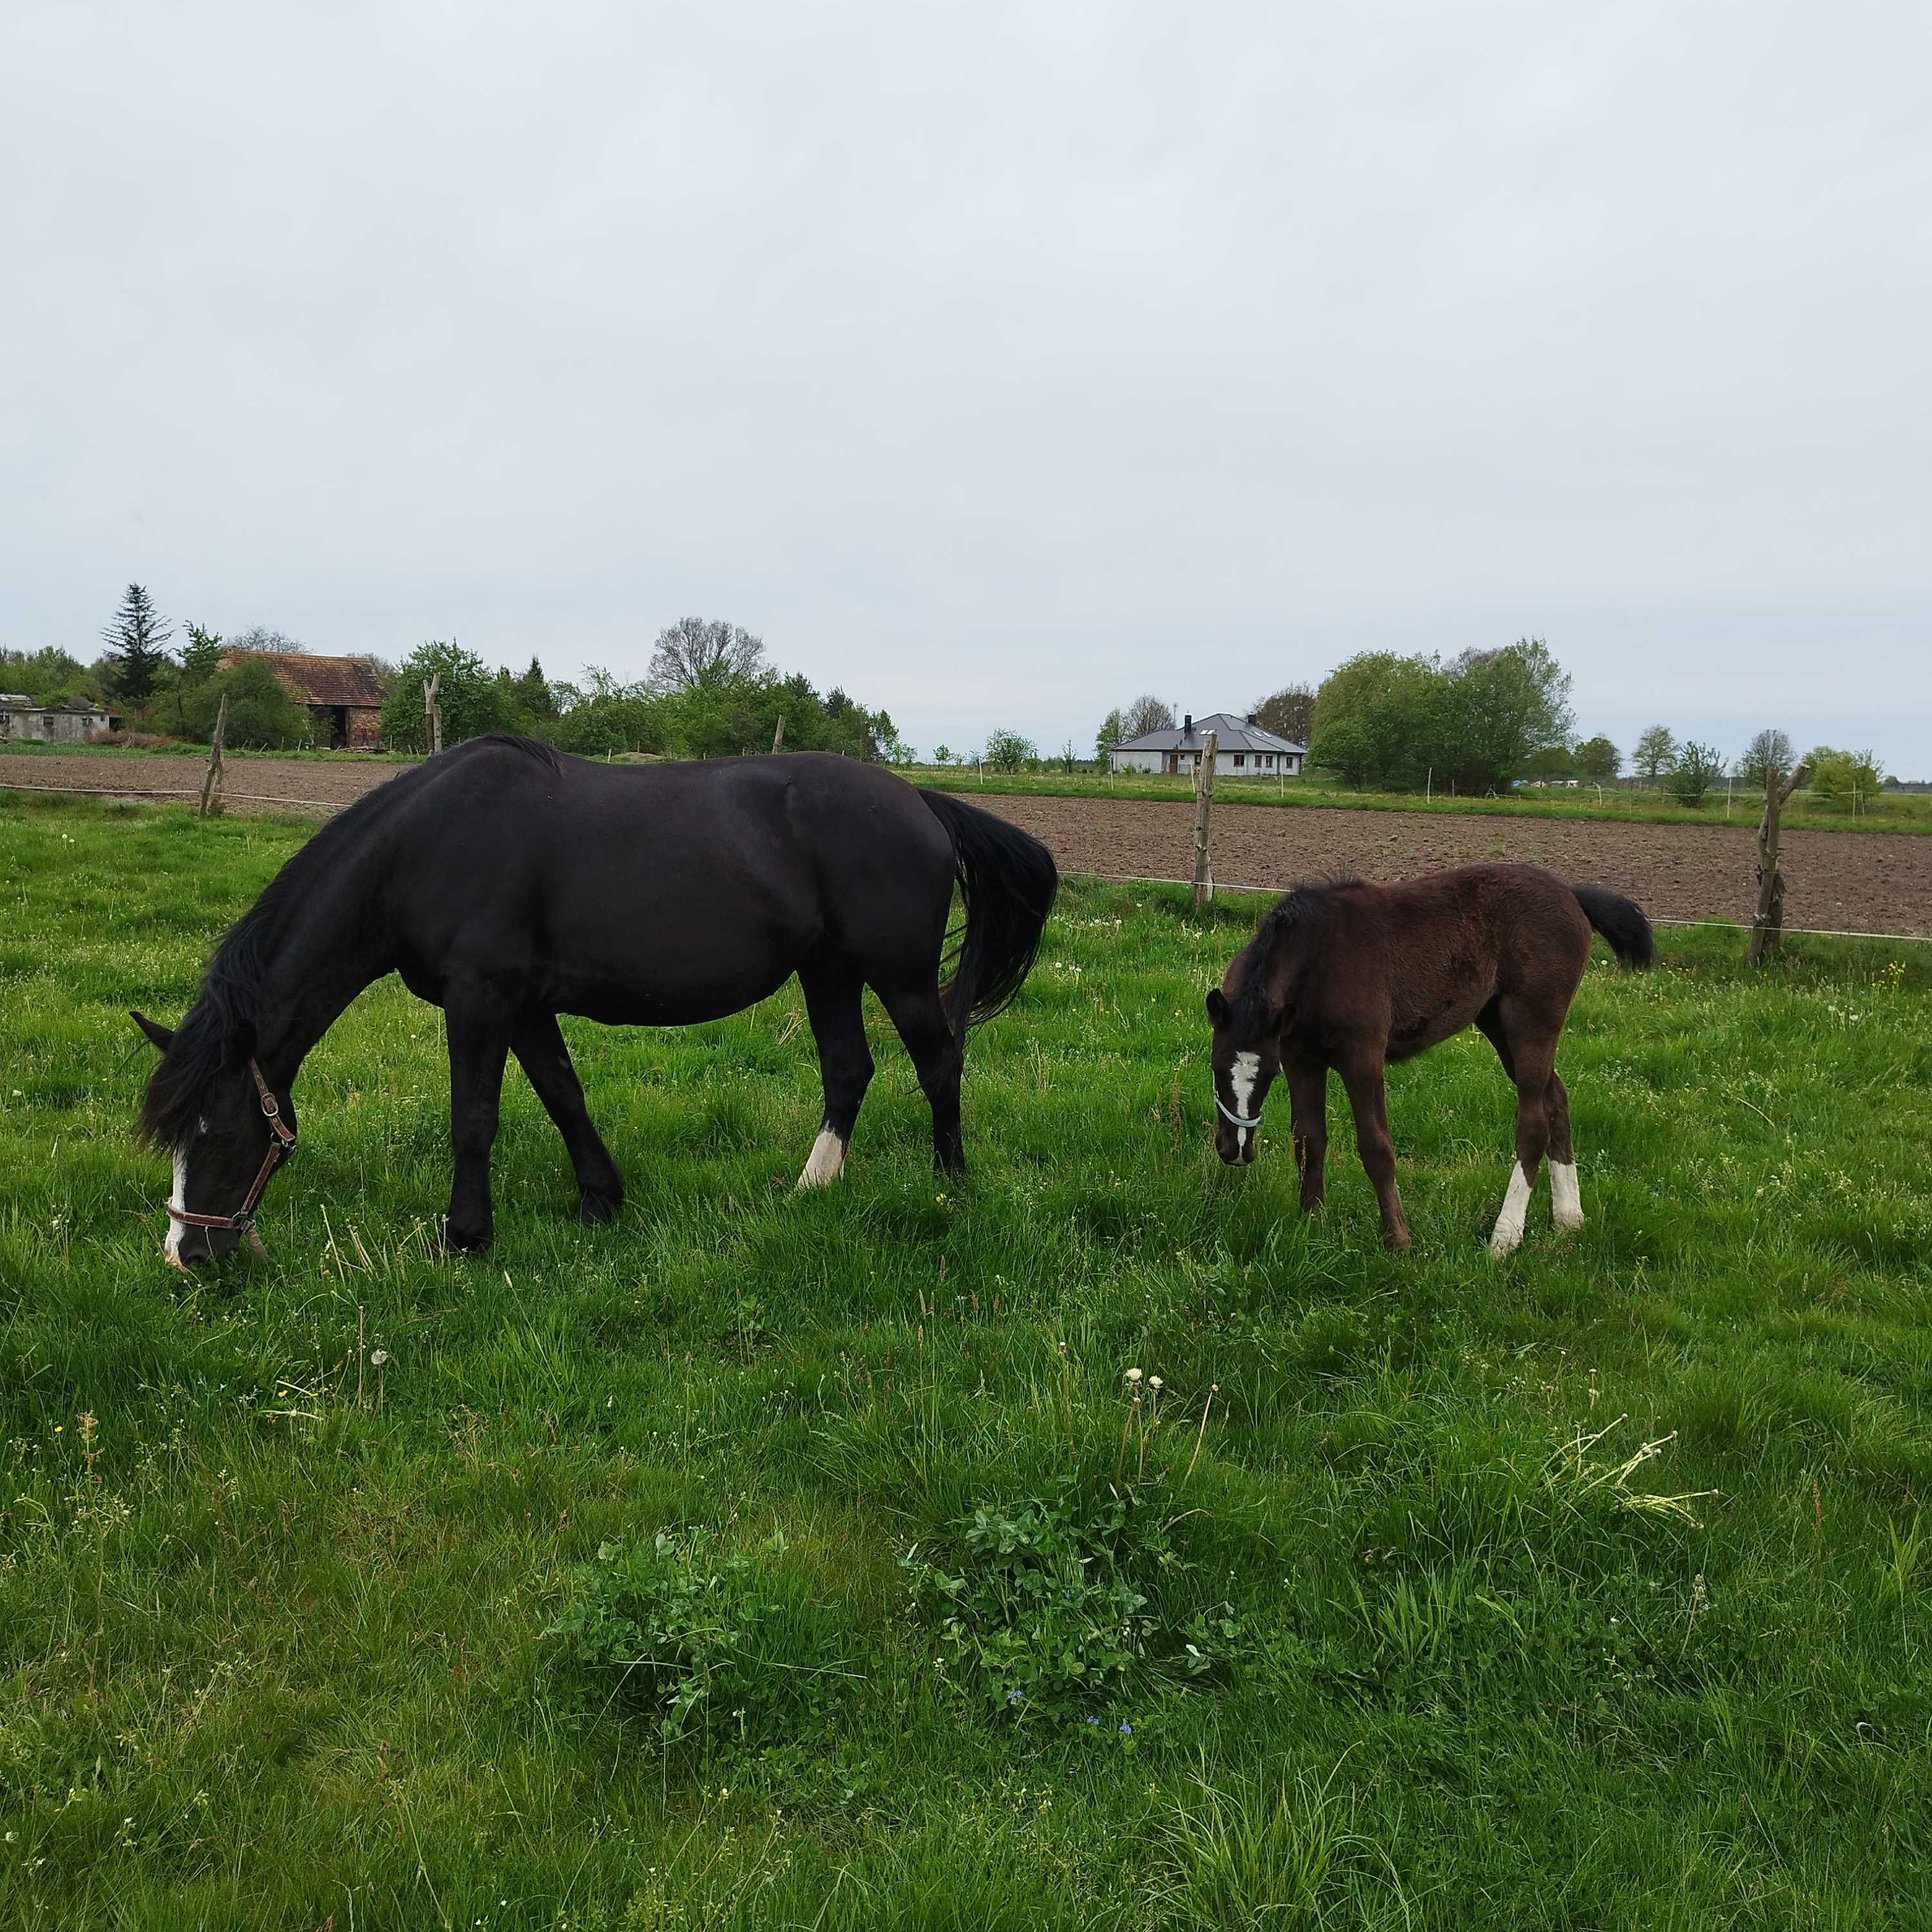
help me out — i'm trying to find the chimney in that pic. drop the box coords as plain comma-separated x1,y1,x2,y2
1246,712,1257,726
1182,714,1193,735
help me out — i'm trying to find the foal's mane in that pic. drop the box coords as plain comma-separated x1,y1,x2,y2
137,737,559,1148
1231,880,1347,1030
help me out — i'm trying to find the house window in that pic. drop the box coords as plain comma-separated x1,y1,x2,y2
1233,753,1244,768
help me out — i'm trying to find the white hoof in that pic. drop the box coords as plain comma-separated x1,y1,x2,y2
1550,1160,1584,1233
1488,1162,1532,1258
796,1126,847,1189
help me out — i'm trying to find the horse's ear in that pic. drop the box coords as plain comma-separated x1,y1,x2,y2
1205,989,1229,1027
130,1010,176,1053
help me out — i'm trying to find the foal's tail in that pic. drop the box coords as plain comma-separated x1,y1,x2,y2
1571,884,1655,969
920,790,1059,1036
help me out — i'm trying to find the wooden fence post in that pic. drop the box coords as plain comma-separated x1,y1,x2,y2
1747,758,1809,965
422,672,442,755
1192,729,1218,909
198,694,227,819
771,715,786,753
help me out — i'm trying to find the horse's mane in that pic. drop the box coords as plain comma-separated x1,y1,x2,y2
1231,878,1350,1030
137,736,560,1147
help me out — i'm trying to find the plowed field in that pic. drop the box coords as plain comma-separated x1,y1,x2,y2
5,753,1926,935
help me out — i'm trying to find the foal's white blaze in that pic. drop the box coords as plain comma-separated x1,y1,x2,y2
1229,1050,1261,1155
1488,1162,1534,1258
797,1126,847,1189
164,1144,189,1266
1549,1160,1583,1232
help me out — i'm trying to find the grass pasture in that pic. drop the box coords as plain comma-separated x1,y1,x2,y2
3,791,1931,1929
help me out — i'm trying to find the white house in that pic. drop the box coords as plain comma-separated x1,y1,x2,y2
1108,712,1305,777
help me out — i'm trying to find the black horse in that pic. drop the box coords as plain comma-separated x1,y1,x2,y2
1205,864,1652,1254
135,738,1057,1264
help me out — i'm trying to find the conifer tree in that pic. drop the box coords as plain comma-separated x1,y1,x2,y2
101,584,173,701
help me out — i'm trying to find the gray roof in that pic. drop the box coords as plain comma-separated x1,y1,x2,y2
1113,711,1305,754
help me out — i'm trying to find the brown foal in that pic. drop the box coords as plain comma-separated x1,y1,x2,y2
1206,863,1653,1253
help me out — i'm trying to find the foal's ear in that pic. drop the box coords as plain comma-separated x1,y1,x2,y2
1205,989,1230,1027
130,1010,176,1053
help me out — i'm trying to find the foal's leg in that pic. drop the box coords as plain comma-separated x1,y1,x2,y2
875,984,965,1177
443,987,515,1253
1544,1072,1582,1233
1484,999,1557,1258
511,1010,625,1224
1285,1057,1328,1212
796,959,874,1188
1335,1048,1411,1252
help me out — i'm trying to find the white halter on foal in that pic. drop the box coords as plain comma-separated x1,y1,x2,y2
1214,1090,1264,1130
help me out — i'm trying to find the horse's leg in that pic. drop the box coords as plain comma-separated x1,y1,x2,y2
1285,1056,1328,1212
796,959,874,1188
1335,1048,1410,1252
1544,1070,1582,1233
443,989,514,1252
875,984,965,1176
1485,998,1557,1258
511,1010,625,1224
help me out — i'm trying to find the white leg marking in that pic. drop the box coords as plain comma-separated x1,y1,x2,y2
1488,1162,1533,1258
1549,1159,1583,1232
797,1126,847,1189
1230,1050,1260,1157
165,1145,188,1265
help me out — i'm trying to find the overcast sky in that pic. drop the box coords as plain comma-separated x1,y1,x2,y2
5,3,1928,771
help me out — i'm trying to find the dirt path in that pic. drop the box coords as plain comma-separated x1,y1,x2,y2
5,753,1926,936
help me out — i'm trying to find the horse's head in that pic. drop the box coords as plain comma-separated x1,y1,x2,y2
134,1011,297,1267
1204,983,1281,1166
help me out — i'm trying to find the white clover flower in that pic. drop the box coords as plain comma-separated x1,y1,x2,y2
369,1349,389,1367
1124,1368,1142,1384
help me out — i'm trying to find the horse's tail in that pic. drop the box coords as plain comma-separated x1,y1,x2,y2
1571,884,1654,969
920,790,1059,1036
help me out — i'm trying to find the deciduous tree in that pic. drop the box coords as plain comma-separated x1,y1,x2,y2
647,617,766,692
1736,728,1794,790
1632,725,1678,781
1251,682,1315,744
1576,735,1621,779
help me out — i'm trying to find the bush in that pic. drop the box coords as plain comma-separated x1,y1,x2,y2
1666,741,1726,806
545,1529,848,1752
902,1482,1236,1723
1805,746,1886,806
1308,641,1572,793
180,658,312,750
549,695,670,757
983,729,1037,773
379,640,530,752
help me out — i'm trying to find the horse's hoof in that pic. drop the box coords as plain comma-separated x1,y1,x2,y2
577,1189,623,1226
1384,1229,1413,1254
442,1222,494,1255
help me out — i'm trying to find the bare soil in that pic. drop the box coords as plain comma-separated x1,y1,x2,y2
968,791,1932,939
5,753,1926,937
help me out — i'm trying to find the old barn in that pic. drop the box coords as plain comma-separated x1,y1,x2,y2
228,652,390,748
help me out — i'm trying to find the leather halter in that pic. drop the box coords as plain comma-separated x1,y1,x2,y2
167,1061,296,1251
1215,1090,1265,1130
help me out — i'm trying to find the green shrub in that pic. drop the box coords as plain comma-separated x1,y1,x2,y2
379,640,531,752
1805,746,1886,805
1666,740,1725,806
903,1482,1236,1723
180,658,312,749
546,1529,849,1753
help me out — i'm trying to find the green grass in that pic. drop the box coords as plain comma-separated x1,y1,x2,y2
915,766,1932,835
3,791,1931,1929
